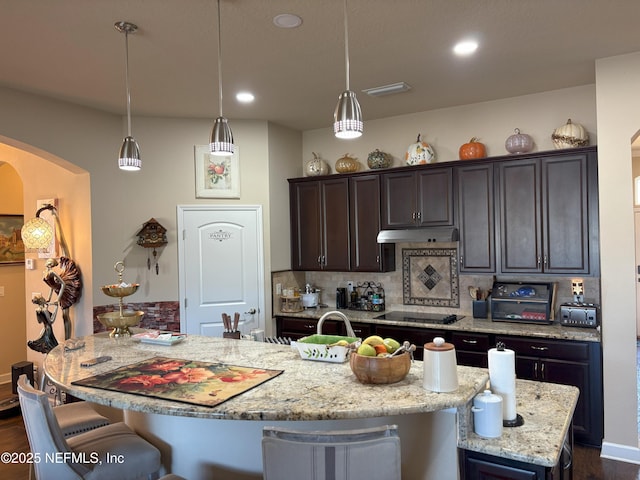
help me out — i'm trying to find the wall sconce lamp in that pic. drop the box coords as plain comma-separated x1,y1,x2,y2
21,204,69,258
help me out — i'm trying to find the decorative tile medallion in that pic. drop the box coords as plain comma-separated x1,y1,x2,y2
402,247,459,307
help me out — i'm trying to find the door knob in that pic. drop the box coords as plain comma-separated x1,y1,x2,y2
245,308,257,315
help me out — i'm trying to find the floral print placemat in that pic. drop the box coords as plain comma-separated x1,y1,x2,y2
72,356,283,408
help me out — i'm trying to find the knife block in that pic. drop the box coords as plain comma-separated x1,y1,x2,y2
223,331,241,339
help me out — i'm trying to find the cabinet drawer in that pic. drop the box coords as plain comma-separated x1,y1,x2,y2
375,326,446,361
451,332,491,353
278,318,341,336
496,335,590,361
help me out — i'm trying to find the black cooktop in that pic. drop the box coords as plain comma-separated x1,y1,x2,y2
374,311,462,325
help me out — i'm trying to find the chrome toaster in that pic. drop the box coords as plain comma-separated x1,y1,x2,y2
559,303,599,328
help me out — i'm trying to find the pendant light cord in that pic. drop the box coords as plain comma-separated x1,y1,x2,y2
124,28,132,137
343,0,350,91
217,0,224,118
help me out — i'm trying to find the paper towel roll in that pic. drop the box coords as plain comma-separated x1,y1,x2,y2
488,347,517,421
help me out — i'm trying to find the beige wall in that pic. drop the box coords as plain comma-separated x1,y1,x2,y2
0,163,26,381
595,51,640,457
303,85,596,171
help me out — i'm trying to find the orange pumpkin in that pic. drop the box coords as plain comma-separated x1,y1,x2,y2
459,137,486,160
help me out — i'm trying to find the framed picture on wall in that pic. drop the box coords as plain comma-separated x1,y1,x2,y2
0,214,25,264
194,145,240,199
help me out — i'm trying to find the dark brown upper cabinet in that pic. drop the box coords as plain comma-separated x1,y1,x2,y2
289,177,350,271
496,151,597,274
456,163,496,273
381,168,454,229
349,174,395,272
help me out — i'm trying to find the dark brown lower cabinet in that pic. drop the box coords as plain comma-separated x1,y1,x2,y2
460,446,572,480
495,335,602,448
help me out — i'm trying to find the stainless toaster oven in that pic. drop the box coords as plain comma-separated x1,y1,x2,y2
559,303,599,328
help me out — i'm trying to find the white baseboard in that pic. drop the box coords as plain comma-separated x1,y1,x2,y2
600,441,640,464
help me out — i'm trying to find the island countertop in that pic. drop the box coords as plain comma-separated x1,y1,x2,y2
44,333,489,421
45,332,578,474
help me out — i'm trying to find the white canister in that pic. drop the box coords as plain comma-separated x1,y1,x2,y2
423,337,459,392
472,390,503,438
301,292,318,307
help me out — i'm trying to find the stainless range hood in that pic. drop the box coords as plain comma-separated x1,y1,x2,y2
376,226,459,243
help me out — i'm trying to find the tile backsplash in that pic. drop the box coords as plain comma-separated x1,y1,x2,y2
271,244,601,318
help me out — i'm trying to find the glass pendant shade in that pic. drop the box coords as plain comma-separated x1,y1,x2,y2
210,116,235,156
21,217,54,250
334,90,363,139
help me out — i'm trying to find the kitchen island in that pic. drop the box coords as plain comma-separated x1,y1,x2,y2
44,332,576,479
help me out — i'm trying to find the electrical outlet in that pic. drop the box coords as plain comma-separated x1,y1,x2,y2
0,286,4,296
275,283,282,295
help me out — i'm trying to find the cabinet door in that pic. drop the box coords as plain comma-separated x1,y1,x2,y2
497,159,543,273
381,171,418,228
457,164,495,272
349,175,395,272
321,178,350,271
375,325,446,361
542,358,590,442
416,168,454,226
290,181,322,270
542,155,589,273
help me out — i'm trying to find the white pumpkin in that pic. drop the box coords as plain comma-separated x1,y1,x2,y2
551,119,589,149
304,152,330,176
405,134,436,165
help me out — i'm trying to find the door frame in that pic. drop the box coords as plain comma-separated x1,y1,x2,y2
176,204,265,334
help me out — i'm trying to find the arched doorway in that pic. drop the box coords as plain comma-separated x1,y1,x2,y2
0,140,92,369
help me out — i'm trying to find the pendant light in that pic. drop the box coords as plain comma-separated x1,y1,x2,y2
115,21,142,171
333,0,363,139
210,0,234,156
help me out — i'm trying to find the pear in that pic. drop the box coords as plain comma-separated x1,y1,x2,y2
383,338,401,354
357,343,377,357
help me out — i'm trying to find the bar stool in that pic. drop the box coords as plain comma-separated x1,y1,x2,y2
18,374,162,480
262,424,401,480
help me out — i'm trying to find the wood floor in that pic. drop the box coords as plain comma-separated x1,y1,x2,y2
1,383,639,480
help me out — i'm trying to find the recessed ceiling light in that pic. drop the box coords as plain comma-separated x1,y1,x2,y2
273,13,303,29
453,40,478,56
236,92,255,103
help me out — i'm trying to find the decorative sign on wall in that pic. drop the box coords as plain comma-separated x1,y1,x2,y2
402,247,459,307
194,145,240,199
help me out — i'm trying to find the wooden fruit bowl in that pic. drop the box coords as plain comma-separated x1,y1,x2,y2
349,351,411,384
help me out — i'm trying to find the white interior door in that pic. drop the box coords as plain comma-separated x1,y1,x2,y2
177,205,264,336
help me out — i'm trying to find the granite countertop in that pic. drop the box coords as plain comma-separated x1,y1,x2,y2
45,332,577,469
275,306,601,342
44,333,489,421
458,379,579,468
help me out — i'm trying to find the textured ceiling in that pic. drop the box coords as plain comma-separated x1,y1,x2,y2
1,0,640,131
